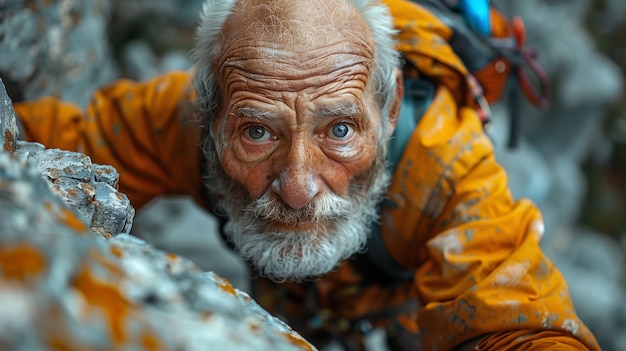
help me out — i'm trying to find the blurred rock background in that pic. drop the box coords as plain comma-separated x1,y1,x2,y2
1,0,625,350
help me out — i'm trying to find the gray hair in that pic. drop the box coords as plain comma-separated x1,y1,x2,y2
190,0,399,153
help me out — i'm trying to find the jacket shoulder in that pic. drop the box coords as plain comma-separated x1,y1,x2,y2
381,85,495,268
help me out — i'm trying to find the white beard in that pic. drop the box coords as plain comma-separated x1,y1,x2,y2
226,195,365,281
203,133,391,282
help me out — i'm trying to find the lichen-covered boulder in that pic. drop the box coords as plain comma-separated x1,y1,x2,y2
0,151,314,351
12,142,135,237
0,78,134,237
0,78,19,152
0,71,314,351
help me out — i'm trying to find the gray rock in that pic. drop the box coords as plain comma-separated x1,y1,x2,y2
120,41,163,82
29,148,93,183
13,140,46,161
91,181,133,236
0,0,118,107
0,150,315,351
12,145,135,237
48,177,97,225
132,196,250,292
0,79,19,152
92,164,119,188
120,41,192,81
0,72,134,238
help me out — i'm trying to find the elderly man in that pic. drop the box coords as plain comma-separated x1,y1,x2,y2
14,0,600,350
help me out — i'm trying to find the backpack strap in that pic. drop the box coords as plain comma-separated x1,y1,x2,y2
387,77,434,168
408,0,549,148
352,76,435,286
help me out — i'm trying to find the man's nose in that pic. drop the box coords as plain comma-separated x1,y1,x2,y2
271,144,322,210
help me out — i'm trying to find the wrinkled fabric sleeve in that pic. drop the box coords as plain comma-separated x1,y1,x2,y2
14,71,208,211
379,86,599,350
14,97,85,152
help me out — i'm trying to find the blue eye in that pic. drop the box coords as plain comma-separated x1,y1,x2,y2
331,123,352,139
245,126,272,141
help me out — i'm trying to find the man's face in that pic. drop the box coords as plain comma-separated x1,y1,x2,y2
204,0,392,281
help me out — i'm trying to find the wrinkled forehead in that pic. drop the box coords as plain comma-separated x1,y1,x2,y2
219,0,374,54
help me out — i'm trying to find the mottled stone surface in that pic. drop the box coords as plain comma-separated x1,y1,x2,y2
0,151,314,351
0,79,19,152
93,164,119,188
0,81,315,351
0,0,118,106
11,143,135,238
29,148,93,182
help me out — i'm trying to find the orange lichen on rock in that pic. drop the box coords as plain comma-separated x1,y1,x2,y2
91,227,112,239
283,332,314,351
47,337,72,351
89,249,124,276
109,244,124,258
57,207,88,233
72,265,133,345
43,201,88,233
140,331,164,351
0,244,46,281
4,129,15,152
214,275,237,297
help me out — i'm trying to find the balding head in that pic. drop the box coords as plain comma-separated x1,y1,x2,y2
220,0,371,51
192,0,399,135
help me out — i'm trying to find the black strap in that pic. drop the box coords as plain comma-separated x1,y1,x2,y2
410,0,499,72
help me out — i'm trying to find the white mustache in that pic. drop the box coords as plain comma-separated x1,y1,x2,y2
243,191,355,225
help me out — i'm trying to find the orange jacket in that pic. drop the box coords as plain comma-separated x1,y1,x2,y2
14,72,600,351
15,72,206,211
13,1,600,350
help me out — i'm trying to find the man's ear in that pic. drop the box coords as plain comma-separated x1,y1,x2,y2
387,68,404,134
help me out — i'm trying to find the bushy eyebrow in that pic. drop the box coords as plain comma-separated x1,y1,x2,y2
232,102,361,121
233,107,278,120
315,102,361,118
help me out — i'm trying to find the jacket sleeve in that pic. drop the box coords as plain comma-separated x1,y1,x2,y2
14,71,208,211
380,86,600,350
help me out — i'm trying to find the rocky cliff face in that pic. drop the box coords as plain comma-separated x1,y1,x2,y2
0,78,315,351
0,0,118,107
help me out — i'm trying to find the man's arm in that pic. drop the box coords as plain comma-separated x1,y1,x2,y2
381,86,600,350
15,71,208,211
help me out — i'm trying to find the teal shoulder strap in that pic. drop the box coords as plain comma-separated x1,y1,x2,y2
354,77,435,286
387,78,434,170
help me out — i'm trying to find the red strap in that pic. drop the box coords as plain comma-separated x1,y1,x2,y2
513,16,550,109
